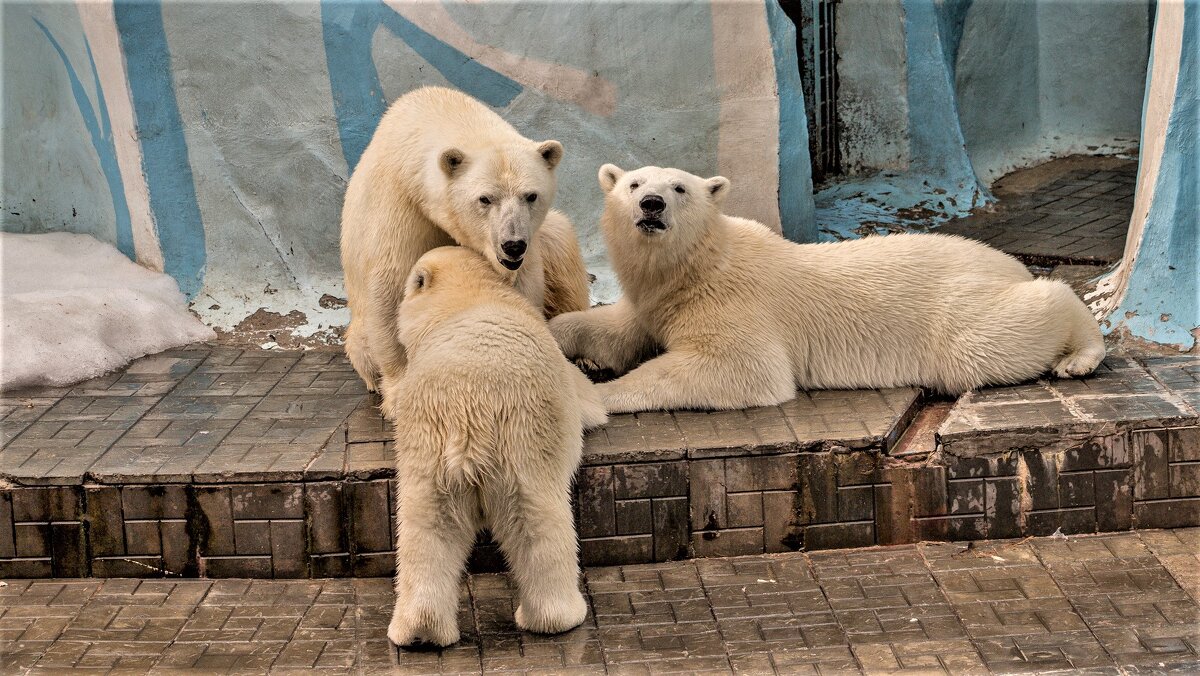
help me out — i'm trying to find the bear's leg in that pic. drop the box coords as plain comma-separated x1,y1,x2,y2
939,278,1106,393
538,210,590,318
344,318,378,392
389,483,476,649
597,347,795,413
488,488,587,635
567,364,609,430
1046,283,1106,378
548,299,655,377
366,268,409,413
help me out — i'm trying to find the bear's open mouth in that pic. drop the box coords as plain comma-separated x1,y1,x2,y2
499,257,523,270
636,218,667,233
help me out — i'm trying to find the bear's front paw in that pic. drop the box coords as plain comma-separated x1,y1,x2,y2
596,383,644,414
575,358,618,383
514,591,587,635
388,614,460,650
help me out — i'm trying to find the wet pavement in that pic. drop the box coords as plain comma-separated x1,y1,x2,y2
2,529,1198,674
937,156,1136,266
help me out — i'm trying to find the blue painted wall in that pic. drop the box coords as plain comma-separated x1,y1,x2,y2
3,1,810,339
114,0,206,298
1105,0,1198,349
2,4,119,248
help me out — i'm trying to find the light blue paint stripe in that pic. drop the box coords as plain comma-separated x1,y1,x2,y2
901,0,976,184
34,18,135,260
321,0,521,172
764,0,816,243
113,0,206,298
1112,0,1198,348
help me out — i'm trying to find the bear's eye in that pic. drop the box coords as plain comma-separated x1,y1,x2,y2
479,196,491,206
526,193,538,203
674,185,685,194
629,182,640,191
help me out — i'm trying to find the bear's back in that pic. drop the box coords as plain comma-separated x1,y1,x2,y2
407,301,565,403
378,86,525,156
396,300,576,469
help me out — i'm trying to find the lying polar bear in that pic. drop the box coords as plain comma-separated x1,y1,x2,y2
550,165,1106,413
385,247,606,648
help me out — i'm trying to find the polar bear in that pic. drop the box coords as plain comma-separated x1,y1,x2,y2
341,86,590,399
384,247,606,649
550,165,1106,413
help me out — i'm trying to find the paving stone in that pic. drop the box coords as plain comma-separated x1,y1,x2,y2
17,535,1194,672
1140,528,1200,602
937,160,1135,264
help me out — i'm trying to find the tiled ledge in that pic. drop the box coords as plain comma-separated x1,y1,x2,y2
338,386,921,477
1,347,1198,579
939,356,1200,457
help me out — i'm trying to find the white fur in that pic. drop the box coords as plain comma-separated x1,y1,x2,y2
551,165,1106,413
385,247,605,649
341,86,589,403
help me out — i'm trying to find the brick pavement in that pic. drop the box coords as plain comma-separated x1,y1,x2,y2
1,530,1197,674
937,157,1136,265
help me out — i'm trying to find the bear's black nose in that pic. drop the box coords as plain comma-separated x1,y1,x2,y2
640,195,666,214
501,239,527,258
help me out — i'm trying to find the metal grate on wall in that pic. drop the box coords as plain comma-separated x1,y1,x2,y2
810,0,840,180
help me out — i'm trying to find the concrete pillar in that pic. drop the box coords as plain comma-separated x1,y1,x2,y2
1092,0,1199,350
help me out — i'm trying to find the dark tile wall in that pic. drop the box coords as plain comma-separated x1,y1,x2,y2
3,426,1196,578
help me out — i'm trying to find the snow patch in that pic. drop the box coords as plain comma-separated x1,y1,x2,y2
0,233,214,392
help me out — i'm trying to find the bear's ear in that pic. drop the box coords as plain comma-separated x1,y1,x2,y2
439,148,466,178
536,140,563,170
598,164,625,193
705,176,730,203
406,264,432,297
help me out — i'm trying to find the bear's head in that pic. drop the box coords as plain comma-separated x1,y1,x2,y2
435,140,563,278
397,246,524,350
597,164,729,246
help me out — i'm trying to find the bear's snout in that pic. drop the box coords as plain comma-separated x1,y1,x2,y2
636,194,668,233
501,239,527,259
639,194,666,215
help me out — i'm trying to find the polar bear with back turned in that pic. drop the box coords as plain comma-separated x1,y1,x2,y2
385,246,605,648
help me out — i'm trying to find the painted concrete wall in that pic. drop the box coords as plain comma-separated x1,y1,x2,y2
1092,0,1198,350
3,4,123,251
819,0,1149,238
819,0,989,239
2,0,816,339
959,0,1151,184
835,0,910,174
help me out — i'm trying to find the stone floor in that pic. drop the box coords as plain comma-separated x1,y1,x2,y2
2,529,1198,674
937,156,1136,265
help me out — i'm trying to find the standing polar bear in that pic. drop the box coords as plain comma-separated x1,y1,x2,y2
385,247,606,649
341,86,590,399
550,165,1106,413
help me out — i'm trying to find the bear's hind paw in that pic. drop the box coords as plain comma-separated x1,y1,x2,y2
514,594,587,635
1052,349,1104,379
388,616,459,649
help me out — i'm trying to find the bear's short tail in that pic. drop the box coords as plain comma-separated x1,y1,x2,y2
439,428,497,489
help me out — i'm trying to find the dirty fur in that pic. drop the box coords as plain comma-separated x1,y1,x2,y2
384,247,605,649
550,165,1106,413
341,86,590,404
